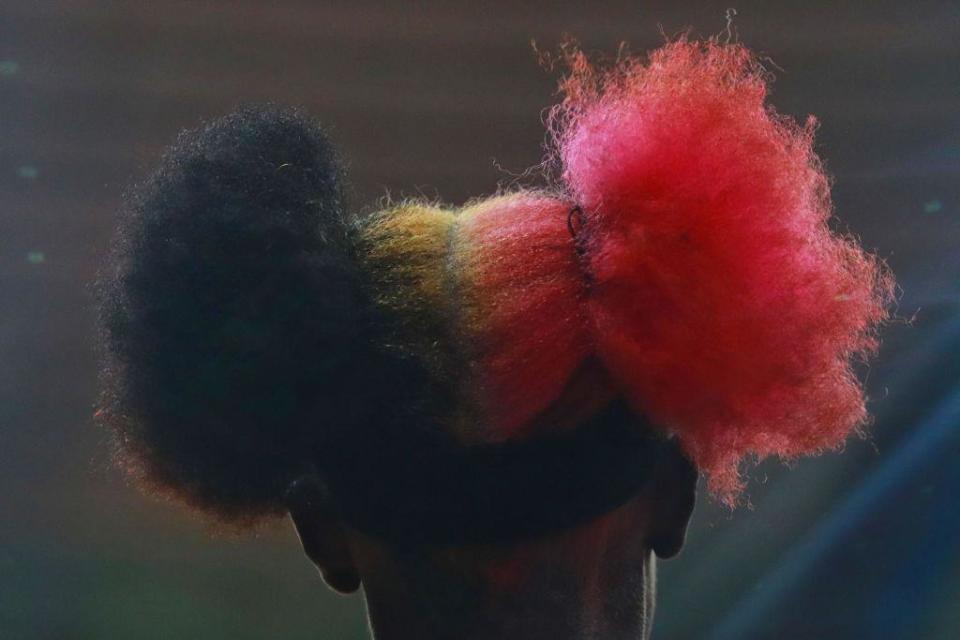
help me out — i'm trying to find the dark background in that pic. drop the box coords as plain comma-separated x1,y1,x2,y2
2,1,958,638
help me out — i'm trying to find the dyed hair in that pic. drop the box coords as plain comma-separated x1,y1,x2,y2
97,39,893,524
359,40,893,502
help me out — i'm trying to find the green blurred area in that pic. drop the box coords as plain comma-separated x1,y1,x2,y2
2,521,371,639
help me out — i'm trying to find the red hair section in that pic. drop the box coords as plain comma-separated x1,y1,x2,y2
550,39,893,501
458,195,592,439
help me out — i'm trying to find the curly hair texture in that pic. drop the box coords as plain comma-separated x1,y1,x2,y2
359,39,893,502
97,106,435,521
96,39,893,527
549,39,895,500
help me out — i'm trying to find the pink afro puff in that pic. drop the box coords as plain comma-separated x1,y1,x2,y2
551,39,894,502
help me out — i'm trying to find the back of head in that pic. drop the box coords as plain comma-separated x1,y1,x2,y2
94,103,696,640
95,38,893,640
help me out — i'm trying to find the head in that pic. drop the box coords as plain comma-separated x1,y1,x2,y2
95,39,891,640
94,105,695,639
285,434,696,640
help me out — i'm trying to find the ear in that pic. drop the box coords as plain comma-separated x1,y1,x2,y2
286,476,362,594
645,440,698,559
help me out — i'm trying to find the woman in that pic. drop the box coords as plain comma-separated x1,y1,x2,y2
96,39,891,639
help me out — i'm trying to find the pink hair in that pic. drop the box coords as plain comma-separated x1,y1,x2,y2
465,39,893,502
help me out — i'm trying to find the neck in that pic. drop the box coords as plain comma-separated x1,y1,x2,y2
352,524,657,640
363,552,656,640
346,488,662,640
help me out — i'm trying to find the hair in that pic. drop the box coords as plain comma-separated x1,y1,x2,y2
551,39,895,499
96,39,893,527
96,106,433,521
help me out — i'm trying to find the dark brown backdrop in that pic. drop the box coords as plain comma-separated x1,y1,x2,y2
2,2,958,638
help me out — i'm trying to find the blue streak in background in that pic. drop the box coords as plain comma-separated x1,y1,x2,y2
710,316,960,640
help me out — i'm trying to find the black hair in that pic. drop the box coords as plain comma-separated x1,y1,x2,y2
96,106,421,521
95,106,671,544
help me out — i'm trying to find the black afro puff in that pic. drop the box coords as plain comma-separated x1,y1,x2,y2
97,106,427,522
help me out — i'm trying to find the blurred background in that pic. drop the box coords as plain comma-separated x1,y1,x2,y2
1,1,958,638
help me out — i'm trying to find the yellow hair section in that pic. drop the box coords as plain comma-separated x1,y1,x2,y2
358,203,459,373
355,194,548,442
